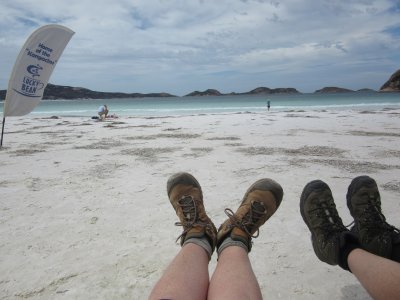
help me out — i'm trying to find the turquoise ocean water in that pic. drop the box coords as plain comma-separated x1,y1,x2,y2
1,92,400,117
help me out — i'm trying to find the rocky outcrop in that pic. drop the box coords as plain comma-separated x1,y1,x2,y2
314,87,354,93
0,83,176,100
185,89,222,96
42,84,176,99
356,88,376,93
185,86,300,97
380,69,400,92
244,87,299,95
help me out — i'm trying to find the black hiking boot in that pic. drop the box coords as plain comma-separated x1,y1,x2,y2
300,180,360,270
347,176,400,259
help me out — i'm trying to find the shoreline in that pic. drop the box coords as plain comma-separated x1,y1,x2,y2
1,92,400,118
1,109,399,299
3,105,400,119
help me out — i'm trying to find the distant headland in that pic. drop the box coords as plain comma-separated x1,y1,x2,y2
185,87,300,97
380,69,400,92
0,69,399,100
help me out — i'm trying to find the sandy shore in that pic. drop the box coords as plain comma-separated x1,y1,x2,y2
1,108,399,299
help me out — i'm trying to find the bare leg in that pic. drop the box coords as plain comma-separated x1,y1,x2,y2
149,243,209,300
348,248,400,300
208,246,262,300
208,178,283,300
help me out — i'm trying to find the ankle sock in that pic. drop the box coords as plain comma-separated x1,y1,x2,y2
183,237,213,260
217,237,249,256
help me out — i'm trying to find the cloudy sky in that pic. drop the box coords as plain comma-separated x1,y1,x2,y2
0,0,399,96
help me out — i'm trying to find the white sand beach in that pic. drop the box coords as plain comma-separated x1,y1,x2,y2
1,108,400,299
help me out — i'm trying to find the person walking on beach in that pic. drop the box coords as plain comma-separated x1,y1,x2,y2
267,100,271,111
300,175,400,300
98,104,108,120
149,172,283,300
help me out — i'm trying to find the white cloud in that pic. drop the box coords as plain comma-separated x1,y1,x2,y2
0,0,399,95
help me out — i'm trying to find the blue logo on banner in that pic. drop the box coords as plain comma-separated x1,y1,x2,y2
27,64,43,78
13,64,45,98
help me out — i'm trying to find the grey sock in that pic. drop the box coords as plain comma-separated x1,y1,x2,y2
217,237,249,256
183,237,213,260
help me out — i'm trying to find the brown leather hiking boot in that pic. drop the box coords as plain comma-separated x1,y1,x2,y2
217,178,283,252
167,172,217,254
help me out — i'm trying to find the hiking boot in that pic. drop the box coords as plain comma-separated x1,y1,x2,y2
167,172,217,254
217,178,283,253
346,176,400,259
300,180,360,270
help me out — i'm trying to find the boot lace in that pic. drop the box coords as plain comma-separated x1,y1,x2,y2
311,199,346,235
224,201,267,238
346,196,400,234
174,195,211,242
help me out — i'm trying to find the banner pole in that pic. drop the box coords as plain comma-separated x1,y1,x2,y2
0,117,5,147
